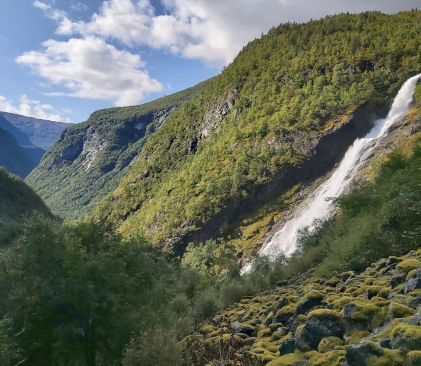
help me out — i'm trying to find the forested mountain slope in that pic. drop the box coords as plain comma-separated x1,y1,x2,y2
0,124,38,178
0,167,52,244
26,79,212,219
95,11,421,256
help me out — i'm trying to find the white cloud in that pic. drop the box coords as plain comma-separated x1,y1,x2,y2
36,0,421,66
17,37,163,106
26,0,420,106
0,94,71,122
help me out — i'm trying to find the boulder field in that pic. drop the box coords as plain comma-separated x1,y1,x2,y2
191,250,421,365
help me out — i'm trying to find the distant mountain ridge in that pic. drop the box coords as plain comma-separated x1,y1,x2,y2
26,79,212,219
0,111,71,150
0,122,40,178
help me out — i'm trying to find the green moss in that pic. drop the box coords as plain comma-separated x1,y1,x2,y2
407,269,417,279
266,353,305,366
258,328,272,338
345,300,382,324
308,350,346,366
396,259,421,272
367,349,404,366
391,324,421,350
305,290,324,301
344,330,371,345
318,337,344,353
265,311,274,324
366,286,383,298
276,304,297,317
308,309,342,320
388,302,415,319
378,288,391,299
271,330,285,341
408,350,421,366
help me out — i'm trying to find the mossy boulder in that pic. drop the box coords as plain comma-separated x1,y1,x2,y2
296,290,324,315
387,302,415,320
404,268,421,293
408,350,421,366
296,309,345,351
233,323,255,337
345,341,384,366
275,304,297,324
343,300,383,328
396,259,421,272
391,324,421,351
308,349,346,365
279,338,296,355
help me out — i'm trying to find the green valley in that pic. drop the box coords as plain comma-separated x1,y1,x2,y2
0,9,420,366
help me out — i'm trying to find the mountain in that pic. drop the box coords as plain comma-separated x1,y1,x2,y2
0,112,72,150
1,11,420,366
0,124,38,178
90,11,421,256
0,167,52,244
26,79,212,219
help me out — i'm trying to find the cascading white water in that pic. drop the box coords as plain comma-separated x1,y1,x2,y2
242,73,420,273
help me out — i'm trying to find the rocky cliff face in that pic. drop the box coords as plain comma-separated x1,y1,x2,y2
26,79,212,219
190,250,421,366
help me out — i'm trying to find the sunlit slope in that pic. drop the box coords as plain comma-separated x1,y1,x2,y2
26,79,212,219
96,11,421,254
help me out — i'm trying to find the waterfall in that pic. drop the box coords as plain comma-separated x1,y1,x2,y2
242,73,420,273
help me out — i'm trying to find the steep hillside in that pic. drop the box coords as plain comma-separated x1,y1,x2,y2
95,11,421,255
0,167,52,244
0,111,71,150
26,79,212,219
0,125,37,178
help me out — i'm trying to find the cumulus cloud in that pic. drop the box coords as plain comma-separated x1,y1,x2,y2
17,36,163,106
35,0,421,66
26,0,419,106
0,94,70,122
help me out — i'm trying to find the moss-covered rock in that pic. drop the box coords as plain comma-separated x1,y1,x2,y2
387,302,415,320
296,309,345,351
408,350,421,366
391,324,421,350
396,259,421,272
318,337,344,353
192,251,421,365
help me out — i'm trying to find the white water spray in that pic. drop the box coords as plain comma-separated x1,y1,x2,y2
243,73,420,273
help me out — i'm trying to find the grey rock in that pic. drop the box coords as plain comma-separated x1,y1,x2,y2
279,338,296,355
345,342,383,366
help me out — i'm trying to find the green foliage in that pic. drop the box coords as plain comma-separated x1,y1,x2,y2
0,216,292,365
97,11,421,253
26,79,212,219
0,124,35,178
0,167,52,244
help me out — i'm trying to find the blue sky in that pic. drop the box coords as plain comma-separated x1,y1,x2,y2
0,0,419,123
